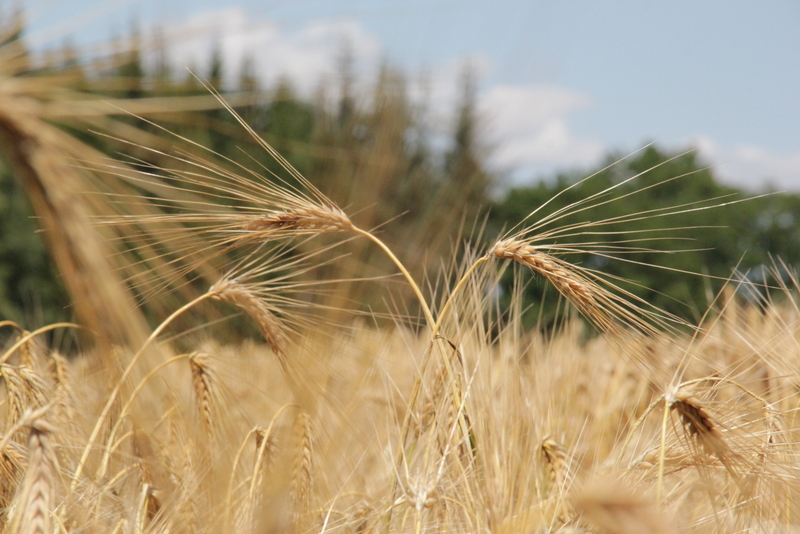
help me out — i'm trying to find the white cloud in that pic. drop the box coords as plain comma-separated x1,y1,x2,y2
693,137,800,191
156,9,608,185
479,85,605,182
163,8,382,95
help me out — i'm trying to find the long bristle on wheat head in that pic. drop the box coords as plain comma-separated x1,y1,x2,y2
209,278,287,353
490,238,659,337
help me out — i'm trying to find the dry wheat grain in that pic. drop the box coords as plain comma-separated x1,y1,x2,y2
11,419,58,534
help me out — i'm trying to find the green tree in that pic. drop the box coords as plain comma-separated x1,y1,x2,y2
491,146,800,327
444,65,491,220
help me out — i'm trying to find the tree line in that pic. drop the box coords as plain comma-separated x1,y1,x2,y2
1,17,797,330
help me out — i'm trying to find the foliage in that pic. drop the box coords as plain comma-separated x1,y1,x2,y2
1,16,799,329
490,146,800,327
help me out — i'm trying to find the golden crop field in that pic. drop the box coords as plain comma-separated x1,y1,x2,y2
1,15,800,534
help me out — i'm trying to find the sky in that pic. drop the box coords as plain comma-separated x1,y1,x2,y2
18,0,800,191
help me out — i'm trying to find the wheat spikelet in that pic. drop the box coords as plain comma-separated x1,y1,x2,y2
242,205,352,235
668,387,728,458
11,419,58,534
2,365,49,442
188,352,216,438
209,278,286,353
491,238,657,337
0,441,26,527
47,351,75,422
541,435,569,493
291,410,313,529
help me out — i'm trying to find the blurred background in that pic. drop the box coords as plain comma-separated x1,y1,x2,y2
1,0,799,333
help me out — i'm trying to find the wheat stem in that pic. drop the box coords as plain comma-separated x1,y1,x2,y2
0,323,83,365
432,257,489,338
615,394,665,468
226,427,261,530
352,226,434,331
657,394,670,505
96,353,190,483
71,292,214,490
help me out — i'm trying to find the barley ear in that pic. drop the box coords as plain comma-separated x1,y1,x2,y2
9,419,59,534
188,351,216,439
291,410,313,530
209,279,286,354
242,205,352,235
669,387,727,458
541,435,569,493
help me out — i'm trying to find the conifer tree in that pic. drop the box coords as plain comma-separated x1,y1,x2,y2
444,65,490,221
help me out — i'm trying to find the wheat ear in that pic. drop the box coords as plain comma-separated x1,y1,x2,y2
491,239,646,335
2,365,49,443
47,351,75,422
10,419,58,534
668,387,728,457
541,435,569,493
209,278,286,353
18,331,35,368
188,352,217,438
291,410,313,530
242,205,352,235
0,441,25,523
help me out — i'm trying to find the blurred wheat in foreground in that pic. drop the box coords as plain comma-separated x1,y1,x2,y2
2,85,800,534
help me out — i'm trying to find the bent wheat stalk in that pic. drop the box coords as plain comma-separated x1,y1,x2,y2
0,323,83,365
97,82,437,333
71,292,214,489
95,353,190,483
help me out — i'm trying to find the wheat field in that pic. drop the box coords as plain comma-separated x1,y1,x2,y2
2,23,800,533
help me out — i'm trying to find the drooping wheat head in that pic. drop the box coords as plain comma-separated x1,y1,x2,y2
209,278,287,354
541,435,569,494
668,386,728,459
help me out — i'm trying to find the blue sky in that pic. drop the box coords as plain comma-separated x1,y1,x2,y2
19,0,800,190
